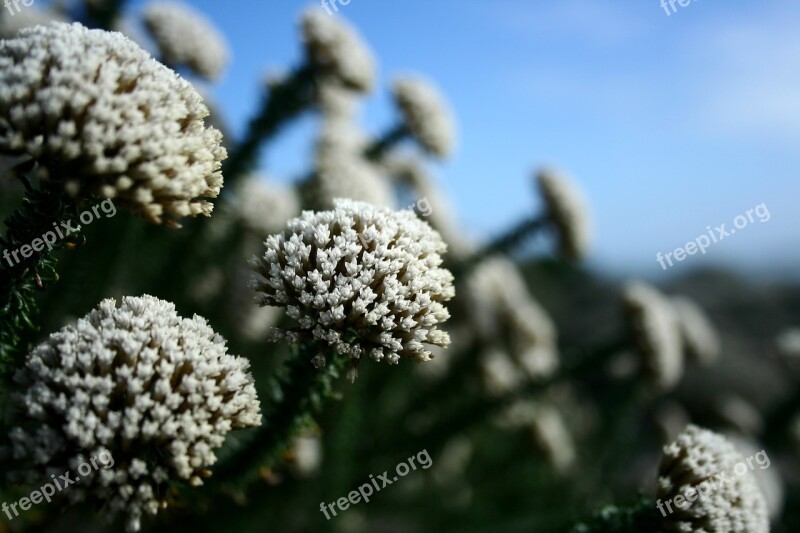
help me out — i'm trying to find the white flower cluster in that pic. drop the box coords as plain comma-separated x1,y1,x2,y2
7,295,261,531
301,10,375,92
726,434,784,520
468,258,559,381
250,199,455,366
622,281,683,391
672,296,722,365
143,1,230,81
0,23,226,225
392,76,456,158
657,425,770,533
536,168,591,261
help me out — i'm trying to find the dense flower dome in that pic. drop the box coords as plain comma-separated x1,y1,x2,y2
250,199,455,367
6,295,261,531
0,23,226,225
657,425,770,533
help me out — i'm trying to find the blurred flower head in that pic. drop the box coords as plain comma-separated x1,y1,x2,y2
536,167,591,261
392,76,456,159
672,296,721,365
301,9,375,92
622,281,683,391
143,1,230,80
467,257,558,380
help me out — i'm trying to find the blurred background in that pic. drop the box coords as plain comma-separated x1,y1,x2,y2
159,0,800,279
1,1,799,532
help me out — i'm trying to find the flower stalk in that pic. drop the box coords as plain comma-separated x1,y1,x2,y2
211,345,348,489
0,172,79,387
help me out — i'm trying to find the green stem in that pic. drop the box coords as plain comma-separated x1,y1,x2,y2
395,338,628,455
363,124,408,161
82,0,128,30
404,339,481,414
571,496,661,533
0,175,80,390
455,216,549,276
209,345,348,490
151,66,317,298
762,388,800,448
222,65,316,186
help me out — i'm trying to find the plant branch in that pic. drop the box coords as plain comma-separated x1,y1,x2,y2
0,175,80,390
209,345,348,490
364,124,408,161
455,215,549,276
222,66,316,186
570,496,661,533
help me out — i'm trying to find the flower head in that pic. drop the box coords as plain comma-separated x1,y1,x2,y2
726,434,783,520
467,257,558,380
143,1,230,80
250,199,455,366
301,10,375,92
0,23,226,225
536,168,591,260
622,281,683,391
672,296,721,365
657,425,770,533
6,295,261,531
392,76,456,158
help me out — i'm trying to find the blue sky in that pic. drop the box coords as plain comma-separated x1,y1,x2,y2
120,0,800,279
